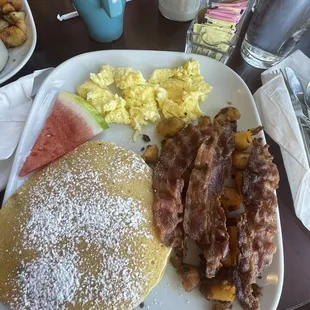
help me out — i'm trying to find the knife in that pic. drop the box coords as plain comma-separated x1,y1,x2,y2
285,67,309,119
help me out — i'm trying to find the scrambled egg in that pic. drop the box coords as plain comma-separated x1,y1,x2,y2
114,68,145,89
77,80,104,99
149,68,174,84
90,65,115,88
77,78,130,125
76,59,212,139
124,84,161,139
151,59,212,120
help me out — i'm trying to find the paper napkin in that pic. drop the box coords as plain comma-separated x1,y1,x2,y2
254,50,310,231
0,68,53,190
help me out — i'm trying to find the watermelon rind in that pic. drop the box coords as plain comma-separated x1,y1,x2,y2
60,91,109,130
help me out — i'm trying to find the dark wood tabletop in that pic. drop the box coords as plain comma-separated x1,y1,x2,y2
1,0,310,309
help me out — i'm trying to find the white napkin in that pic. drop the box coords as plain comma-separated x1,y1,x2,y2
0,68,53,191
253,50,310,231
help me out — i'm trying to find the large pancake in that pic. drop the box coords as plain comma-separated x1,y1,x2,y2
0,141,171,309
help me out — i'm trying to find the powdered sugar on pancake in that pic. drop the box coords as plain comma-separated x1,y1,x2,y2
10,251,80,310
7,142,157,310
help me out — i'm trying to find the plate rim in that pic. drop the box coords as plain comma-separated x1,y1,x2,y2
3,49,284,310
0,0,37,85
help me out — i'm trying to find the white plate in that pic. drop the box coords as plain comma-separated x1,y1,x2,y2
3,50,284,310
0,0,37,84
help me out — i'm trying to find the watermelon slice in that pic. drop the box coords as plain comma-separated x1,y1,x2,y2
19,91,108,177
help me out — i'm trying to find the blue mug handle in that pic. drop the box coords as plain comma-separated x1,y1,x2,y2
101,0,123,18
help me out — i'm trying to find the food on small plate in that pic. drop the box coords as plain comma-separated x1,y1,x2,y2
152,107,279,310
4,11,26,33
0,39,8,71
0,0,22,11
0,19,8,31
19,91,108,176
0,25,26,47
77,59,212,139
2,3,16,14
0,141,171,309
0,2,27,48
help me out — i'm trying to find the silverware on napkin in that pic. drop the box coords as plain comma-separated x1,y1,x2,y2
286,66,310,119
274,68,310,166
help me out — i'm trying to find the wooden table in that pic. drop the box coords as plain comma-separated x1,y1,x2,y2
2,0,310,309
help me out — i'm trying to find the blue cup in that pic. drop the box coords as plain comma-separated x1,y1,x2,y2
72,0,126,43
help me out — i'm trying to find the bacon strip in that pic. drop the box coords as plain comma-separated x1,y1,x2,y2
153,119,213,247
234,139,279,310
184,117,235,278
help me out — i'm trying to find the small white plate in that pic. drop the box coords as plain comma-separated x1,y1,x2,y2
0,0,37,84
3,50,284,310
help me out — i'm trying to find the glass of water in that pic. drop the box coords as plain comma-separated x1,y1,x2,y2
241,0,310,69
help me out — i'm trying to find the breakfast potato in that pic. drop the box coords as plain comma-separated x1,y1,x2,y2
178,264,200,292
233,126,263,152
234,131,253,151
0,0,8,6
225,107,241,121
7,11,25,22
221,187,241,213
216,107,241,122
3,11,26,35
232,151,249,170
0,25,26,47
200,279,235,302
0,0,22,11
209,281,235,302
142,144,159,164
12,0,22,10
4,10,25,24
2,3,15,14
0,19,9,31
198,115,212,126
156,117,187,137
14,19,26,33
